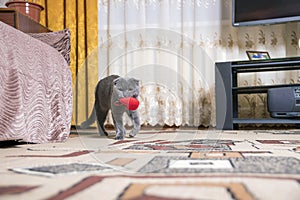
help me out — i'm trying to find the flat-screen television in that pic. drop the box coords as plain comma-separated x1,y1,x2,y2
232,0,300,26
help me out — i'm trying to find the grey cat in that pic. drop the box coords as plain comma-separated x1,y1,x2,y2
80,75,140,140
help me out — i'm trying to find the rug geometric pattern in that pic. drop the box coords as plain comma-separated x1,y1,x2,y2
43,175,300,200
123,139,234,151
0,186,39,195
119,182,255,200
257,140,300,144
11,163,112,177
138,156,300,174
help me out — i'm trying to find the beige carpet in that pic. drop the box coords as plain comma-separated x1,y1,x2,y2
1,128,300,200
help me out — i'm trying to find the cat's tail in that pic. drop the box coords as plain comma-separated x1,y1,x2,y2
80,108,96,129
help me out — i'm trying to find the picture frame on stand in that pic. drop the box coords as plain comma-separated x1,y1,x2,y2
246,51,270,60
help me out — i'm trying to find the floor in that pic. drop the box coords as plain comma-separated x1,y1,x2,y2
0,127,300,200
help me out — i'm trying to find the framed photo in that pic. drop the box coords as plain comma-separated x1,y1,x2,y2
246,51,270,60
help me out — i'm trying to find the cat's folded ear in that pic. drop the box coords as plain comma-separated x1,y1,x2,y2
113,77,121,85
131,78,140,86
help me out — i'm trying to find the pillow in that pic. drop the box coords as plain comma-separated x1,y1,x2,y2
29,29,71,65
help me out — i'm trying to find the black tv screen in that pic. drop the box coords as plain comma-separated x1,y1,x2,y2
232,0,300,26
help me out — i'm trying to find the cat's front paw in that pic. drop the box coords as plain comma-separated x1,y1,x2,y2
115,135,124,140
129,129,139,138
129,132,136,138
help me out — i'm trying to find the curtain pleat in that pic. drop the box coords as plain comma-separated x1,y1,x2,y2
36,0,98,125
98,1,216,127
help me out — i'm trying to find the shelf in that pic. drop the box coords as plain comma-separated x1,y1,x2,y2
0,8,50,33
233,65,300,73
231,58,300,73
232,84,300,94
215,57,300,130
233,57,300,67
233,118,300,124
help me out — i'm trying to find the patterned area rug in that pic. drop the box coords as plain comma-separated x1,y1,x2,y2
2,129,300,199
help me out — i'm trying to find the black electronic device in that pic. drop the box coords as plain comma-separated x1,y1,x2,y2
267,87,300,118
232,0,300,26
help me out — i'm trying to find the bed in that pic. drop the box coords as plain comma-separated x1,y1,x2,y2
0,21,72,143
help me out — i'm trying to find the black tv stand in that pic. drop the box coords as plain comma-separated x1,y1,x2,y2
215,57,300,130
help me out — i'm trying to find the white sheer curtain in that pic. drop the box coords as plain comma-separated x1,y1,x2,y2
98,0,300,127
98,0,219,127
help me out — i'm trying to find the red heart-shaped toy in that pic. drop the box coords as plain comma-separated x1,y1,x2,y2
117,97,139,110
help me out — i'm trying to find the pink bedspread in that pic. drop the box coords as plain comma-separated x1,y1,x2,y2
0,22,72,143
